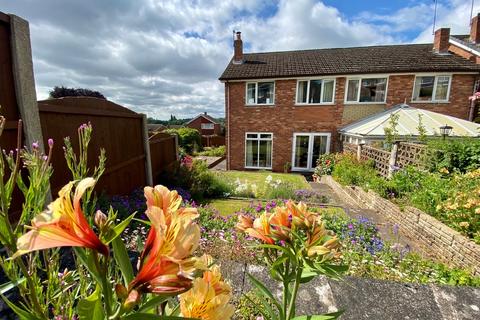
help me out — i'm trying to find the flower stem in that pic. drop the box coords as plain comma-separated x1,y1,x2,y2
286,263,302,320
93,252,112,317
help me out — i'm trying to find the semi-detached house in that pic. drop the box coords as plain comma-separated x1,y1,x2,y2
219,16,480,173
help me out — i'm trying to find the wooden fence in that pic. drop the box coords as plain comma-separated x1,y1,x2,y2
344,142,427,177
149,132,178,181
201,135,225,147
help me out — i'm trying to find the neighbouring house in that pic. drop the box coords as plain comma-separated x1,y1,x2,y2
339,103,480,145
147,123,166,134
186,112,225,147
220,19,480,172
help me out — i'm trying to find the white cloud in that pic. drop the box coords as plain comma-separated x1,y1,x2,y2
0,0,475,119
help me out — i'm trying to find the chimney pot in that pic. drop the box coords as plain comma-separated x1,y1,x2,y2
204,112,207,115
233,31,243,64
471,13,480,43
433,28,450,54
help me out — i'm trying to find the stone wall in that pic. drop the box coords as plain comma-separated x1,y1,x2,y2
322,175,480,275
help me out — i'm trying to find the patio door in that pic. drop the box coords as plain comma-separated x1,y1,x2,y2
292,133,331,171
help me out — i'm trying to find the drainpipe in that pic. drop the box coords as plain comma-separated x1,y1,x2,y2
469,98,476,122
226,81,230,170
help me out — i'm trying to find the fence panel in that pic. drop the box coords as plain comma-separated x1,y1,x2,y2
149,132,178,180
396,142,427,169
38,97,147,196
202,135,225,147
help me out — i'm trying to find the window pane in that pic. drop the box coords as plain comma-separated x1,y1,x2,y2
246,133,257,139
322,80,334,103
258,140,272,168
247,83,256,104
309,80,322,103
311,136,328,167
294,135,309,168
435,76,450,101
297,81,308,103
257,82,274,104
346,79,359,101
246,140,258,167
413,76,434,101
260,133,272,139
359,78,386,102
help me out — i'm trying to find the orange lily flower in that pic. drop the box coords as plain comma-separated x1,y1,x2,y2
179,267,234,320
14,178,108,258
269,206,292,240
244,213,275,244
287,200,317,227
305,221,339,258
129,185,200,294
236,215,253,232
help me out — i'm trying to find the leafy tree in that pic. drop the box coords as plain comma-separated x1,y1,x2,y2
165,127,202,154
417,114,427,143
49,86,106,99
384,113,400,150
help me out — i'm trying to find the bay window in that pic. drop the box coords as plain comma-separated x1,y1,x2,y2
296,79,335,104
412,75,451,102
246,81,275,105
245,133,272,169
346,77,388,103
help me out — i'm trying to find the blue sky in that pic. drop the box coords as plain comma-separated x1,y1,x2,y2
0,0,477,119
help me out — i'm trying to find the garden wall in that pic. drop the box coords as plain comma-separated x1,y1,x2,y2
322,175,480,275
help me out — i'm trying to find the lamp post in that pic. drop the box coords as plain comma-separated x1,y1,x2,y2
439,124,453,140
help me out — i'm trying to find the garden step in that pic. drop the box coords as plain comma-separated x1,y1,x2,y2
222,260,480,320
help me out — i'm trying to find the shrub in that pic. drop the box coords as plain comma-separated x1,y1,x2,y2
313,153,336,177
426,138,480,173
165,127,202,154
195,145,225,157
189,160,232,199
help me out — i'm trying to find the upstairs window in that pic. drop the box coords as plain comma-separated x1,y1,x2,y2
346,77,388,103
296,79,335,104
201,123,214,130
246,81,275,105
412,75,451,102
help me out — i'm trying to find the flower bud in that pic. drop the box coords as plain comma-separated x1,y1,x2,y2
48,138,54,148
94,210,107,229
32,142,39,149
115,283,128,300
123,289,140,311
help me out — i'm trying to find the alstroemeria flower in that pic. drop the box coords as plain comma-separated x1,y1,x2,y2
14,178,108,258
244,213,275,244
305,221,339,259
236,215,253,232
179,267,234,320
269,206,292,240
129,185,200,294
287,200,317,227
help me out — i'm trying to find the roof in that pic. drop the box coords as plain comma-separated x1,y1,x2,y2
339,104,480,138
186,113,219,125
450,34,480,54
219,43,480,81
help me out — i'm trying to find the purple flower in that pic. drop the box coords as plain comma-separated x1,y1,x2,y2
32,141,39,149
348,224,354,230
48,138,54,147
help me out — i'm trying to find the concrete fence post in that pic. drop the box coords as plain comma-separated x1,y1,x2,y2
356,143,364,161
388,141,400,178
174,134,179,161
141,114,153,186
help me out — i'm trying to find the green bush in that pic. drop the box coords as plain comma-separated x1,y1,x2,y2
195,145,225,157
189,160,232,199
165,127,202,154
426,138,480,173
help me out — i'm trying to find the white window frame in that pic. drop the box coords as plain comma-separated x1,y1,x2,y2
245,81,275,106
411,74,452,103
344,75,389,104
295,78,336,105
244,132,273,169
291,132,331,172
201,123,214,130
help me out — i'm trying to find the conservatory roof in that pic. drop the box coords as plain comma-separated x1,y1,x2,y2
339,104,480,138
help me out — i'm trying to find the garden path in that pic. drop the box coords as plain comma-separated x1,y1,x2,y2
309,181,420,252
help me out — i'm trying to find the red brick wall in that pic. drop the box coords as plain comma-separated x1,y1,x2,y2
226,74,476,171
448,44,480,64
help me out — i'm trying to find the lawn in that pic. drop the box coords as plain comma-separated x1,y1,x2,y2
202,198,257,215
216,170,310,189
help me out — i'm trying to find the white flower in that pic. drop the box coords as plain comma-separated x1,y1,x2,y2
265,175,273,183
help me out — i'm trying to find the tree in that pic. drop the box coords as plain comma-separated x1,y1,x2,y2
165,127,202,154
49,86,106,99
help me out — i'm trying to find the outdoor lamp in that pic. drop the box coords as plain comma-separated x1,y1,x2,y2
439,124,453,140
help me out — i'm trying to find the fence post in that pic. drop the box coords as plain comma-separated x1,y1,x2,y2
356,143,364,161
387,141,399,178
174,134,179,161
141,114,153,186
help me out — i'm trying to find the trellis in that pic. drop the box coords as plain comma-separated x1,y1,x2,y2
361,145,391,177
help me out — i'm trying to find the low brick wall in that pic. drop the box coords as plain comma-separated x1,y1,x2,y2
322,175,480,275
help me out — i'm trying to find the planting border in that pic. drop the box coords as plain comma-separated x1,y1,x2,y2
322,175,480,275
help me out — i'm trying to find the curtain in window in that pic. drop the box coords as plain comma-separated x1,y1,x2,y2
258,82,274,104
247,83,256,104
246,140,257,167
322,80,334,102
297,81,308,103
346,79,359,101
435,76,450,101
309,80,322,103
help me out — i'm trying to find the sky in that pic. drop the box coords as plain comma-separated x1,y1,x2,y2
0,0,479,120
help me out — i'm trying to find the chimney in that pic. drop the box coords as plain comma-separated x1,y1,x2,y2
233,31,243,64
471,13,480,43
204,112,207,115
433,28,450,54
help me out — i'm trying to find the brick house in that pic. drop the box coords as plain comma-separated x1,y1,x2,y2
186,112,222,136
220,22,480,172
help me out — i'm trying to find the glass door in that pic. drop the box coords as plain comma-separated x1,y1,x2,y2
292,133,330,171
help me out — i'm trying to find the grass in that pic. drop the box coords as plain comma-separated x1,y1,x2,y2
202,199,259,216
215,170,310,190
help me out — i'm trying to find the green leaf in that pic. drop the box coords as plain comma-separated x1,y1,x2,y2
246,273,284,319
138,295,175,313
73,248,102,283
0,295,41,320
291,311,344,320
104,212,136,244
77,286,104,320
243,293,277,320
121,314,198,320
112,236,134,285
256,244,297,264
133,217,151,226
0,278,26,294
